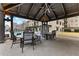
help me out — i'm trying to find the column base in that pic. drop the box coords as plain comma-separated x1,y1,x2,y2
0,41,4,43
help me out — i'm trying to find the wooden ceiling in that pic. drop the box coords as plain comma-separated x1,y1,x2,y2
2,3,79,22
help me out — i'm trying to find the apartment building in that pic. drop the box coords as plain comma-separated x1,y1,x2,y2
48,19,64,32
67,16,79,28
13,23,24,31
64,16,79,31
23,20,42,31
5,21,11,38
23,19,64,32
23,16,79,32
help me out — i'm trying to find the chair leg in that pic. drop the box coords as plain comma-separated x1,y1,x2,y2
11,41,14,48
20,42,24,53
32,41,35,50
33,45,34,50
20,38,24,53
20,43,24,53
32,38,35,50
22,47,23,53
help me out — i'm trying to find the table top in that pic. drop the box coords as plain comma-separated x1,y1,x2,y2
44,32,52,35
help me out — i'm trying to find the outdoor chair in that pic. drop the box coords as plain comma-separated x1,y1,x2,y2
20,31,35,53
11,34,17,48
44,32,52,40
11,32,22,48
52,30,56,40
34,32,42,43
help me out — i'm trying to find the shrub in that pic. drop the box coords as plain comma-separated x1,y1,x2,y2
74,29,79,32
64,29,71,32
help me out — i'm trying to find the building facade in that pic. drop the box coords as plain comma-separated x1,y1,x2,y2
65,16,79,31
23,20,42,32
14,16,79,33
48,16,79,32
5,21,11,38
67,16,79,28
24,19,64,32
48,19,64,32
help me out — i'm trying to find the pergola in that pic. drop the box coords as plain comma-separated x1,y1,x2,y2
0,3,79,42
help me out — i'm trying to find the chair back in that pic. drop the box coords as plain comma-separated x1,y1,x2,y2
23,32,34,41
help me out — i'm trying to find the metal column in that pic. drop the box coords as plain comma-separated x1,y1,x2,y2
11,16,14,40
41,21,49,36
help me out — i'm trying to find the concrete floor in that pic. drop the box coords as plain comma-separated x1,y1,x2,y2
1,37,79,56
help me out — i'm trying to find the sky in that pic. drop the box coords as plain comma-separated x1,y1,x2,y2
13,16,29,24
5,15,29,24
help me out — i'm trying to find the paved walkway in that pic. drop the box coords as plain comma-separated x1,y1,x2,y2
56,32,79,41
57,32,79,38
1,37,79,56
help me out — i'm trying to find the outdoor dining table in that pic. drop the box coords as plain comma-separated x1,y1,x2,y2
44,32,52,40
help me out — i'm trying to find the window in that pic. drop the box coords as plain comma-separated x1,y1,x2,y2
56,27,58,31
56,21,58,24
60,22,61,25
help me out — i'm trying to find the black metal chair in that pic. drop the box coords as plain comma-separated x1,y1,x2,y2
11,34,17,48
20,31,35,53
52,30,56,40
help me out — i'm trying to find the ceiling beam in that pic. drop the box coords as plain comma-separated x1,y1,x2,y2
52,10,57,19
5,9,79,22
16,5,21,14
49,11,79,22
33,4,45,19
46,13,51,21
16,5,26,16
38,3,52,21
38,13,50,22
48,4,58,20
38,4,46,21
26,3,33,18
61,3,67,16
5,11,38,21
3,3,23,11
38,13,44,21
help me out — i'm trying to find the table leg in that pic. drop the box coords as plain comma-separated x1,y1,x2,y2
46,34,48,40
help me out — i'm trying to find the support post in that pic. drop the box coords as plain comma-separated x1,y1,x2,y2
11,16,14,40
41,22,49,35
0,11,5,42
